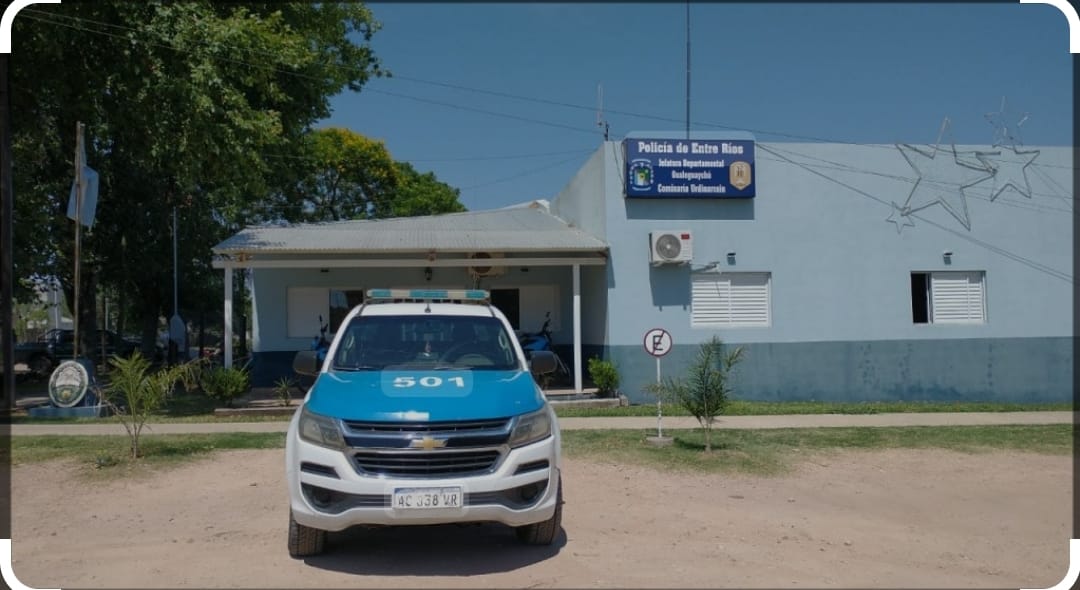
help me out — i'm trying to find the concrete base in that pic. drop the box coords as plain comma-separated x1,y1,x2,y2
28,404,109,419
645,435,674,447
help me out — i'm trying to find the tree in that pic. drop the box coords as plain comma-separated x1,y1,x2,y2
10,2,386,355
286,128,401,222
649,336,744,452
391,162,467,217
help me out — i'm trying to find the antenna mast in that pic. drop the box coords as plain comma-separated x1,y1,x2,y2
685,0,691,140
597,83,609,141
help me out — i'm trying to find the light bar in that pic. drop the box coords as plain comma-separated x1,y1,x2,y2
366,289,490,302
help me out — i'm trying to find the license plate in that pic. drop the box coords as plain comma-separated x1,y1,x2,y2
393,487,463,510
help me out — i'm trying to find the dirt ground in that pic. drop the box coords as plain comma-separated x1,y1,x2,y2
10,448,1072,589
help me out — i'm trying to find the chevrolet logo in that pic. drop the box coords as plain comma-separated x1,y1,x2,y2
409,436,448,450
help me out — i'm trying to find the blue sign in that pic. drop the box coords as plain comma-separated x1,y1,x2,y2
624,139,755,198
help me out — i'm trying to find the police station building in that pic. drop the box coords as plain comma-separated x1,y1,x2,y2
213,130,1072,404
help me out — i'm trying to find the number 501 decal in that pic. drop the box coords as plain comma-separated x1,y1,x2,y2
393,376,466,388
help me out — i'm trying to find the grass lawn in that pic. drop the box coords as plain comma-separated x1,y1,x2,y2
8,393,1072,425
9,424,1070,477
554,399,1074,418
561,424,1073,475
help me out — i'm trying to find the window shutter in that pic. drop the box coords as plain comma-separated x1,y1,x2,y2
692,272,770,327
930,271,985,323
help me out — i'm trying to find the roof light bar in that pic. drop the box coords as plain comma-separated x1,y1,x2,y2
366,289,490,302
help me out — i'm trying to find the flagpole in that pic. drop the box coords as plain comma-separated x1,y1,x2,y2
73,122,84,360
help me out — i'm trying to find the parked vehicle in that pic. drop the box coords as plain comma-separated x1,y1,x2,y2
287,288,562,557
14,328,139,379
517,312,570,387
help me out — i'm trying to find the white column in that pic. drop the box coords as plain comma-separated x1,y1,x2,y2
573,263,582,393
224,265,233,368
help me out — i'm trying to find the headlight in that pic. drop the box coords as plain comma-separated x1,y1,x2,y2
298,406,345,450
508,407,552,448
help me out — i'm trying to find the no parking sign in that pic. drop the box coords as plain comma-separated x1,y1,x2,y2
643,328,672,437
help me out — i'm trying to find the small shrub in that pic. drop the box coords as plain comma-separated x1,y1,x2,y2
273,376,296,407
587,357,620,398
200,366,250,408
648,336,744,452
103,352,198,458
94,452,119,469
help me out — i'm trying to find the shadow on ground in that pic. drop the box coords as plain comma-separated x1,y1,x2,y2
304,523,566,575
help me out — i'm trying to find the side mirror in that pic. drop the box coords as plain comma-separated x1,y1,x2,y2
293,350,322,376
528,350,556,375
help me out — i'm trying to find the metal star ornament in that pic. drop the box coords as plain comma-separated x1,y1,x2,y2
974,145,1041,201
895,118,993,232
985,96,1029,149
885,202,915,234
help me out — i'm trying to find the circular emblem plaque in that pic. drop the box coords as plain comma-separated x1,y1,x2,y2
48,360,91,408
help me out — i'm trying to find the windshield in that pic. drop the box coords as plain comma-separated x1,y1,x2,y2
331,314,520,371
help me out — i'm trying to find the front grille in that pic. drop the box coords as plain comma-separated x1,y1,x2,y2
352,449,500,478
343,418,511,434
341,418,513,449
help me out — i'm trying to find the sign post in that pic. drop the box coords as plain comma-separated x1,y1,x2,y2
643,328,673,438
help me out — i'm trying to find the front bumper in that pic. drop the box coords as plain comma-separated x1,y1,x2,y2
286,420,561,532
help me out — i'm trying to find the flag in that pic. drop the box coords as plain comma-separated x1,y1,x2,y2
66,166,99,228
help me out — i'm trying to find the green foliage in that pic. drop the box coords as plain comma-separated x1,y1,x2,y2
273,376,296,407
10,2,386,340
103,351,199,458
587,357,620,398
200,366,251,408
390,162,467,217
288,127,401,221
648,336,744,452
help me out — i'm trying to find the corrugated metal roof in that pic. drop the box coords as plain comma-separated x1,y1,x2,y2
213,202,607,255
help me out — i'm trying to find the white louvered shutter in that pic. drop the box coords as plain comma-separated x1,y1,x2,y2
930,271,985,323
692,272,770,327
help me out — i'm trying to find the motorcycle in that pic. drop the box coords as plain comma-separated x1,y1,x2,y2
296,315,330,394
517,312,570,388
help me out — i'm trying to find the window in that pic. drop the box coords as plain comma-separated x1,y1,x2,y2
911,271,986,324
329,289,365,332
287,287,365,338
691,272,771,327
332,315,518,370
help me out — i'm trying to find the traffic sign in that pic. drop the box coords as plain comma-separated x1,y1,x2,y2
643,328,672,358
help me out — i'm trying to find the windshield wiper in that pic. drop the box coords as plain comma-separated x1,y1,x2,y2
333,365,379,371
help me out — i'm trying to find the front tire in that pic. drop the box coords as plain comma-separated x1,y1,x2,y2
288,510,326,557
515,480,562,545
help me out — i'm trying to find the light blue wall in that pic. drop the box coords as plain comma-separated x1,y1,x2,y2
243,134,1072,402
554,133,1073,402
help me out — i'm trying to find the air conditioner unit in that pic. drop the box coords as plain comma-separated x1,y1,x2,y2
649,230,693,265
467,252,506,278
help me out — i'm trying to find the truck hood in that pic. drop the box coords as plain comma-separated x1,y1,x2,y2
304,369,546,422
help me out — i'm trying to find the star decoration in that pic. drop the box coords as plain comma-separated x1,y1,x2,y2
974,145,1041,201
985,96,1029,149
895,118,993,232
885,202,915,234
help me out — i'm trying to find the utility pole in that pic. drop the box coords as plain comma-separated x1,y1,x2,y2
1,53,14,411
73,122,84,360
685,0,691,140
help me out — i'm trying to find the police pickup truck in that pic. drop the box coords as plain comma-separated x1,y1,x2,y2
286,289,562,557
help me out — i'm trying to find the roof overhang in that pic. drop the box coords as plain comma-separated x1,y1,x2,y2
211,252,606,269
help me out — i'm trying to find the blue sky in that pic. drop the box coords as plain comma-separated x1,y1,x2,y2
321,3,1073,212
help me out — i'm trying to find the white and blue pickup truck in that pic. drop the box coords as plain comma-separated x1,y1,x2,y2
286,289,562,557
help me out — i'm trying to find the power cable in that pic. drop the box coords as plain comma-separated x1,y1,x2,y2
757,144,1072,284
459,153,589,190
